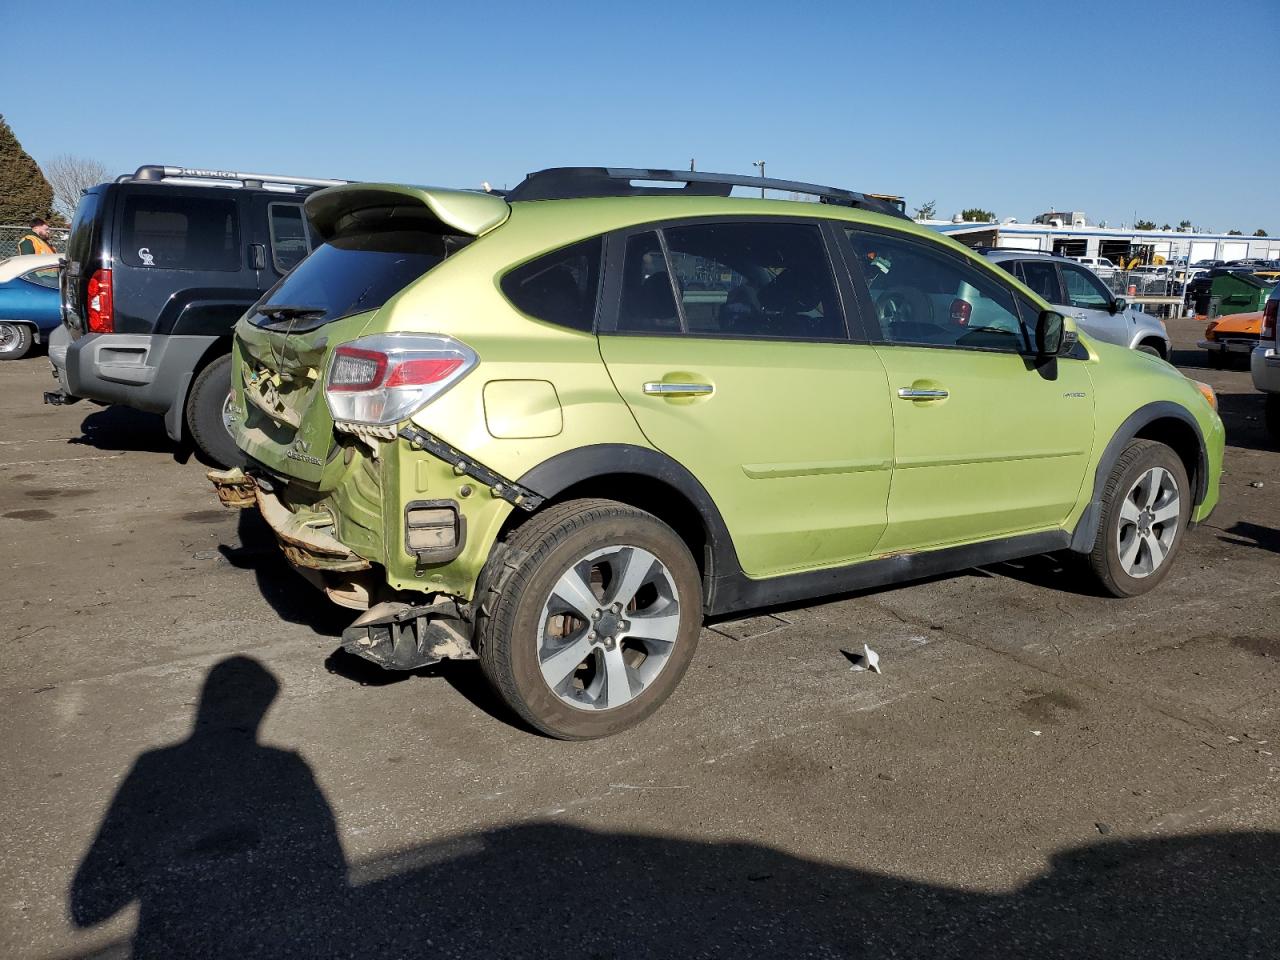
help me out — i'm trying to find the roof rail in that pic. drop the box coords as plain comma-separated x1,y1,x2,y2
505,167,910,220
973,246,1057,256
119,165,348,191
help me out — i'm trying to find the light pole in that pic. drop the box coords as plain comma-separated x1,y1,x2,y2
752,160,766,198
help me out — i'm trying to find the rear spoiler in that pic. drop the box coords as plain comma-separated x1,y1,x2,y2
304,183,510,240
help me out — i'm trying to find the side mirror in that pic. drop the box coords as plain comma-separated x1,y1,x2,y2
1035,310,1076,357
1109,297,1127,315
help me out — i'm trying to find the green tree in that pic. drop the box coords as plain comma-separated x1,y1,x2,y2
1135,219,1156,230
1226,229,1243,235
913,199,936,220
0,114,54,223
1178,219,1193,230
1161,224,1172,231
1255,229,1269,237
960,208,995,222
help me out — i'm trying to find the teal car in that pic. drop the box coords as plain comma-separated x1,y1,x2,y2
211,167,1224,739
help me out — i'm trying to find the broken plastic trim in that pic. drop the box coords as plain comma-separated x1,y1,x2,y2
341,599,477,670
397,425,544,512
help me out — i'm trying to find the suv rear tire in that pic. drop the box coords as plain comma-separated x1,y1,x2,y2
186,354,245,468
1085,439,1190,597
476,499,702,740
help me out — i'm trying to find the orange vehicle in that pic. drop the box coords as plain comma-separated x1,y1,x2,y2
1199,310,1264,368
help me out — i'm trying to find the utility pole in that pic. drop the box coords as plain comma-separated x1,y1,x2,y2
752,160,766,198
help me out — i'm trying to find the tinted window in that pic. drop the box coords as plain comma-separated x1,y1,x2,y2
663,221,845,339
25,267,60,289
66,192,100,267
617,231,679,334
501,236,602,332
1017,260,1062,302
846,229,1027,351
1061,264,1112,309
251,225,458,331
120,194,239,271
268,203,311,273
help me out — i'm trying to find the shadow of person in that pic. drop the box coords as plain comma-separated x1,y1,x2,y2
69,656,346,959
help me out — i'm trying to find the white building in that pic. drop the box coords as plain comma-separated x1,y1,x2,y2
923,219,1279,266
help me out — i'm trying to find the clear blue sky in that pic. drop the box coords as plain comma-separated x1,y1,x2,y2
7,0,1278,231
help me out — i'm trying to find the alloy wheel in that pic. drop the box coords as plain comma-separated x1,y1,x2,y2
1116,466,1180,578
537,545,681,711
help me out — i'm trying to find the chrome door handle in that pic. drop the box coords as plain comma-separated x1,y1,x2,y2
897,388,949,400
643,382,714,397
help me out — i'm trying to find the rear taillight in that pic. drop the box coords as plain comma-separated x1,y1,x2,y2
950,299,972,327
86,269,113,334
324,334,476,426
1263,298,1278,341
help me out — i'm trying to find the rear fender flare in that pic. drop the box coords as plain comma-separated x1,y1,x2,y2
517,444,745,609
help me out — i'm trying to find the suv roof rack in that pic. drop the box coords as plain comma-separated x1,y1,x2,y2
505,167,910,220
119,165,348,192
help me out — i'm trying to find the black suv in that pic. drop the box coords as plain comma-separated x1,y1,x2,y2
48,165,345,465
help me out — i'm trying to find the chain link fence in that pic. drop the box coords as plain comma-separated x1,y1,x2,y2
0,225,71,260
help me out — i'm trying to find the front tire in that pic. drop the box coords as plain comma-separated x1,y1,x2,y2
1086,439,1190,597
186,354,245,468
476,499,703,740
0,322,33,360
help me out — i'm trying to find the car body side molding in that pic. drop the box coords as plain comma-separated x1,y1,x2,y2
1067,400,1208,553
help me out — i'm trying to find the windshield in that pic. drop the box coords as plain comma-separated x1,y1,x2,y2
249,226,465,331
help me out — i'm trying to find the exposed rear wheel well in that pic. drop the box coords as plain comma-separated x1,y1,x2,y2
498,474,712,581
1133,417,1202,501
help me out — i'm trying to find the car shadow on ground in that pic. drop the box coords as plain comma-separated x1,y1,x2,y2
1214,391,1276,453
69,405,193,462
1218,520,1280,555
217,510,350,637
62,656,1280,960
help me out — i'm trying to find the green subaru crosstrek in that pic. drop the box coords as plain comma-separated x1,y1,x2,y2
210,167,1224,739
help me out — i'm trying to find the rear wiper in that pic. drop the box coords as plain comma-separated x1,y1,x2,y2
257,304,326,320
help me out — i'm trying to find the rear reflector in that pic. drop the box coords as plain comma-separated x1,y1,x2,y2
86,269,114,334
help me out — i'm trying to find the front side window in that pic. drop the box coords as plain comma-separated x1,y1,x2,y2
1061,264,1112,309
1016,260,1063,303
845,229,1027,351
662,221,845,339
501,236,602,332
267,203,312,273
120,194,240,271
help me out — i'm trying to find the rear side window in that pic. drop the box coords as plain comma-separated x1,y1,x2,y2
663,221,845,340
25,267,60,289
501,236,602,332
251,220,462,331
268,203,312,273
120,194,240,271
1016,260,1063,303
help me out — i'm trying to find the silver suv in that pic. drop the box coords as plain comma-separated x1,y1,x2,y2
982,250,1171,359
1250,283,1280,440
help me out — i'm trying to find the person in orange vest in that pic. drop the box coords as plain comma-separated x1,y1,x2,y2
17,218,56,256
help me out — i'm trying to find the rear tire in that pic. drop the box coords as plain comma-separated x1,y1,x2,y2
1085,439,1190,598
0,322,33,360
476,499,703,740
186,354,245,468
1137,342,1162,358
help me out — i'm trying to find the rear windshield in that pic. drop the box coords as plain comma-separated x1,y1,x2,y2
248,225,464,331
66,192,101,268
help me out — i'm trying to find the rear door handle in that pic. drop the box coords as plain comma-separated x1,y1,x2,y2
897,387,949,400
644,382,714,397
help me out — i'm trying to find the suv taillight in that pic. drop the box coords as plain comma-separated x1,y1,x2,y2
86,269,113,333
1263,298,1278,341
324,334,476,426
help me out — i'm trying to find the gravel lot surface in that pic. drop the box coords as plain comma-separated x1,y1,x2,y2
2,318,1277,958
